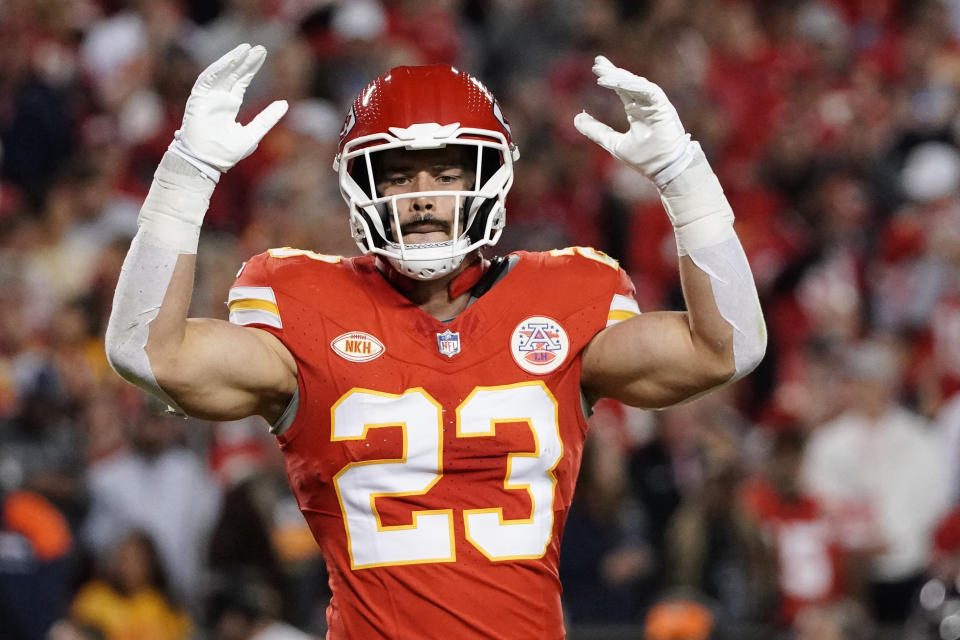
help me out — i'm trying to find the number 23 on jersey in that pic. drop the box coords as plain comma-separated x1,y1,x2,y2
331,382,563,569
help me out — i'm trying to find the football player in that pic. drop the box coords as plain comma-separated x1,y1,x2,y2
105,44,766,638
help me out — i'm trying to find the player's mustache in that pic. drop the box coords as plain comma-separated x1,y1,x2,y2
400,217,451,235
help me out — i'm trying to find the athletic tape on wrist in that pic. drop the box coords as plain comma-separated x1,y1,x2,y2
651,137,695,188
687,236,767,382
138,151,216,254
168,136,221,183
659,143,735,256
105,232,185,414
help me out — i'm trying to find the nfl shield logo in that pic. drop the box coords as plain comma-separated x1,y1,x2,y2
436,329,461,358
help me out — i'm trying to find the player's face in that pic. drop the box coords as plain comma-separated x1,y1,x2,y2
375,147,475,245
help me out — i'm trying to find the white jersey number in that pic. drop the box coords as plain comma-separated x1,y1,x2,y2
331,382,562,569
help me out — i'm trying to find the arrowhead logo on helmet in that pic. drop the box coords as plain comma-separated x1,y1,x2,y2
337,106,357,151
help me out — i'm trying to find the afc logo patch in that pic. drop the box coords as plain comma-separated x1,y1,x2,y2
510,316,569,375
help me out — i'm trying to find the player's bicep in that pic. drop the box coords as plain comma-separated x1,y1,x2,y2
581,310,733,409
153,318,297,422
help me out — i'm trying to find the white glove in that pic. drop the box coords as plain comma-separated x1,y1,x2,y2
168,43,288,182
574,56,694,188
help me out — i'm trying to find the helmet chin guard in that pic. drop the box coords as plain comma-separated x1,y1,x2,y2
384,236,473,280
334,65,518,281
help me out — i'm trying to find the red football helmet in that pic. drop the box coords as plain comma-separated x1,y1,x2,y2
334,64,519,280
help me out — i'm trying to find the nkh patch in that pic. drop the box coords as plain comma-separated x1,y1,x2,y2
436,329,461,358
330,331,385,363
510,316,569,374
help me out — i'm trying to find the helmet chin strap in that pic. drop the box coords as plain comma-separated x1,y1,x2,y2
385,235,472,280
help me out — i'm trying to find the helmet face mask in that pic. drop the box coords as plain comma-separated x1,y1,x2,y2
335,65,518,281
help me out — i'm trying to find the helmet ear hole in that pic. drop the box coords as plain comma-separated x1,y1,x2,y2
348,153,391,246
465,147,506,242
466,198,503,243
478,147,502,187
349,158,376,199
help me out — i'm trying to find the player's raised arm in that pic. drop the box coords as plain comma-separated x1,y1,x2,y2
576,56,767,408
105,44,296,422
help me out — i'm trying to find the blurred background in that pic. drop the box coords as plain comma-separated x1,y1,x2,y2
4,0,960,638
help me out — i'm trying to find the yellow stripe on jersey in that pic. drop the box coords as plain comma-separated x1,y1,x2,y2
228,299,280,314
606,293,641,327
607,309,639,323
228,286,282,329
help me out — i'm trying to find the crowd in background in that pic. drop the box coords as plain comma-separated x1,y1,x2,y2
5,0,960,638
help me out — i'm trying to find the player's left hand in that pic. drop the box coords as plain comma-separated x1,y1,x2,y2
574,56,693,188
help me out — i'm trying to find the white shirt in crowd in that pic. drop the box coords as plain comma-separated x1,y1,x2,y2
802,405,951,581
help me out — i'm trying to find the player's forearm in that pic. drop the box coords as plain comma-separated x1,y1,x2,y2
663,149,767,383
144,252,198,361
677,255,736,380
105,152,213,412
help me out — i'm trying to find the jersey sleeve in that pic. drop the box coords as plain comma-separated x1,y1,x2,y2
605,266,641,328
547,246,641,328
228,252,284,333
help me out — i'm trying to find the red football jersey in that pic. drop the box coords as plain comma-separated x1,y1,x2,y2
742,478,844,624
228,247,639,639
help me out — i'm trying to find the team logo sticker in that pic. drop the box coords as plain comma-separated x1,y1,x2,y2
338,105,357,146
510,316,569,374
331,331,385,363
436,329,461,358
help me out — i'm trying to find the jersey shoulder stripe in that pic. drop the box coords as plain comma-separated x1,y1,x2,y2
607,293,641,327
228,285,281,328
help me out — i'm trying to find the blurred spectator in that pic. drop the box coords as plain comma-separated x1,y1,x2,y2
208,477,286,617
561,430,653,624
0,0,80,204
893,142,960,414
741,428,846,628
483,0,578,92
0,363,88,529
0,488,74,640
937,391,960,504
766,338,847,430
792,598,875,640
206,570,316,640
907,505,960,638
662,400,777,637
190,0,292,75
872,142,960,339
46,619,106,640
627,402,700,599
803,336,951,629
81,401,221,607
71,530,191,640
205,424,327,631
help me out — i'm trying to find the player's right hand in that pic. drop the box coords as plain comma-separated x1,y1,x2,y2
168,43,288,182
